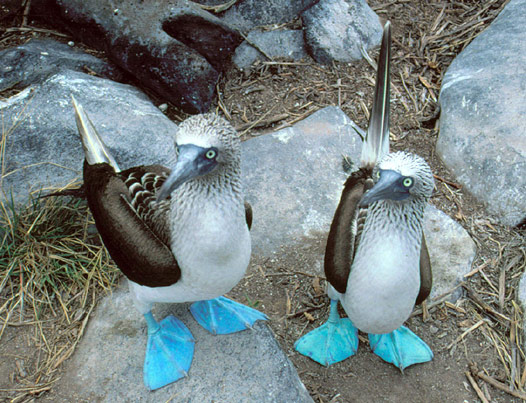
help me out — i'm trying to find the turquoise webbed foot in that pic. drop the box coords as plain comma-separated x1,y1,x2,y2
190,296,267,335
294,300,358,366
368,325,433,371
143,312,195,390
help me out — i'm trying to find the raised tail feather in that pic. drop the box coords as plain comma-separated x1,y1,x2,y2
71,95,120,172
360,21,391,169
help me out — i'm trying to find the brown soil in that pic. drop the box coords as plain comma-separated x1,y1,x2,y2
1,1,525,402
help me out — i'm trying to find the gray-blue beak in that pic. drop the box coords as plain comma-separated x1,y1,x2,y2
359,169,410,207
157,144,217,201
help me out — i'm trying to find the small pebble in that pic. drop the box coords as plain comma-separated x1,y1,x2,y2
68,41,75,47
429,325,439,334
158,103,168,112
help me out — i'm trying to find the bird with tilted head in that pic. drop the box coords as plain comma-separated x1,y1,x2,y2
294,21,434,371
72,98,266,390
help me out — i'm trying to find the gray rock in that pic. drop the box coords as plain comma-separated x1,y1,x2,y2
220,0,318,32
424,205,476,302
301,0,383,64
46,281,312,402
30,0,243,113
0,39,122,91
437,0,526,227
233,29,310,70
0,71,177,206
242,106,475,303
242,106,362,255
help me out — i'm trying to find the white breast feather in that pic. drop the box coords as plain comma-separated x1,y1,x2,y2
129,191,250,314
342,208,422,334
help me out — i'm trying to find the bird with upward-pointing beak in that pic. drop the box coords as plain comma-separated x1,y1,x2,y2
71,98,266,390
295,21,434,370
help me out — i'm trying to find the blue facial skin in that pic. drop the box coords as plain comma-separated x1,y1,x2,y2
157,144,219,201
359,169,414,207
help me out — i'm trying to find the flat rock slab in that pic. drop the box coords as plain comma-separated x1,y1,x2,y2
423,205,476,301
46,282,312,402
437,0,526,227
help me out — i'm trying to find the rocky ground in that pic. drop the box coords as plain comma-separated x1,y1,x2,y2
1,1,525,402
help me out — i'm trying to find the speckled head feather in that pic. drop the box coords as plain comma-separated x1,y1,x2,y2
175,113,240,166
156,113,243,202
375,151,434,201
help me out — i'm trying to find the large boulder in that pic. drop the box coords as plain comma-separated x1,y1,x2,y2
437,0,526,227
30,0,243,113
301,0,383,64
0,70,177,204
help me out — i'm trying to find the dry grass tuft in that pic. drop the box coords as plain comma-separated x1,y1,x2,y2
0,194,119,401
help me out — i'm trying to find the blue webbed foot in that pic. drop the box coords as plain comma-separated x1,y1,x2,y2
294,300,358,366
143,312,195,390
190,296,267,335
368,325,433,371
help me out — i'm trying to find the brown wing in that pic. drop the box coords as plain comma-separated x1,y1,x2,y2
415,234,432,305
244,201,253,230
83,162,181,287
324,168,372,293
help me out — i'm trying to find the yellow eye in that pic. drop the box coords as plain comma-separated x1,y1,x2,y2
205,149,217,159
403,177,413,187
376,170,381,179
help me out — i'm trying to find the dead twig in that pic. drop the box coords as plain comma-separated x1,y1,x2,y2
465,371,490,403
445,319,485,350
475,371,526,400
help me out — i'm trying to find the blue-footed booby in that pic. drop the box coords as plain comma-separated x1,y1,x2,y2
294,22,434,370
71,98,266,390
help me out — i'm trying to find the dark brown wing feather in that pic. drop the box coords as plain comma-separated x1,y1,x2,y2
83,162,181,287
416,234,432,305
325,168,372,293
244,201,253,230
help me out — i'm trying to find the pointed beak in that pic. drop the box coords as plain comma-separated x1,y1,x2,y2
359,170,408,207
157,144,216,202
